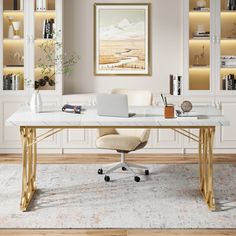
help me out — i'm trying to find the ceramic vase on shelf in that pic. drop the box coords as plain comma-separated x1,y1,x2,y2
30,91,42,113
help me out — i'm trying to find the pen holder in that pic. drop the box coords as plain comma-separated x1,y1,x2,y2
164,105,175,119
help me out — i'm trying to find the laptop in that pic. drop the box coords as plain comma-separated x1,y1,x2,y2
97,94,135,118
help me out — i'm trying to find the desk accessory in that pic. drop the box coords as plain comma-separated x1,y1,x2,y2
165,105,175,119
30,92,42,113
161,94,175,119
181,101,193,113
62,104,82,114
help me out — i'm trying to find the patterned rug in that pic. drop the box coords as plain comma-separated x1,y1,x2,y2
0,164,235,228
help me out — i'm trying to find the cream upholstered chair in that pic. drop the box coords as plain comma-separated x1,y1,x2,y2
96,89,152,182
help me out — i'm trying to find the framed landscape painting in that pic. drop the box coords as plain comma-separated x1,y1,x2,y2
94,3,151,76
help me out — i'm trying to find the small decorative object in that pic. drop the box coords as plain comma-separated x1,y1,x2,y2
12,21,21,39
196,0,206,8
62,104,82,114
194,54,200,65
7,16,15,39
160,94,175,119
193,25,209,39
181,101,193,113
94,3,151,76
192,45,207,66
34,76,55,89
30,91,42,113
164,105,175,119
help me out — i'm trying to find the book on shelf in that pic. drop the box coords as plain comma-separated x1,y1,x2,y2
36,0,47,11
226,0,236,10
221,55,236,68
13,0,17,10
20,0,24,11
42,0,47,11
3,74,22,91
43,18,55,39
170,74,181,96
193,7,210,11
222,74,236,90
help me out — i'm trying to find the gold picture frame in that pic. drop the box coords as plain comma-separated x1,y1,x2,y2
94,3,151,76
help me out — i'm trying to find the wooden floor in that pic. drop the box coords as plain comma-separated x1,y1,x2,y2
0,153,235,236
0,229,235,236
1,153,236,164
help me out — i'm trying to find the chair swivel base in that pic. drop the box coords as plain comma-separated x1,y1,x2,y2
97,156,149,182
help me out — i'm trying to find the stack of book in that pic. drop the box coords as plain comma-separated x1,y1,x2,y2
36,0,47,11
221,56,236,68
13,0,24,10
226,0,236,10
3,74,22,91
193,31,210,39
222,74,236,90
193,7,210,11
43,18,55,39
170,74,181,96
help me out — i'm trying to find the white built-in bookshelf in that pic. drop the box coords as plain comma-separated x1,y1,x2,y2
185,0,236,93
0,0,63,94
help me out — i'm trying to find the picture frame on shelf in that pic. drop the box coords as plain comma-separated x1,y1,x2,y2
94,3,151,76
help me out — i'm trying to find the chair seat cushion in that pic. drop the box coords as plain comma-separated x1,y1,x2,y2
96,134,142,152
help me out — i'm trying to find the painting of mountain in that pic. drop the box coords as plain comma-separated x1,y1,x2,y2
94,4,150,75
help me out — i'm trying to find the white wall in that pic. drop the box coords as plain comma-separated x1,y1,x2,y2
63,0,183,94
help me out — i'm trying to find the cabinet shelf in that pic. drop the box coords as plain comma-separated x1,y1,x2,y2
221,67,236,69
189,11,210,15
221,38,236,41
189,66,210,69
4,66,24,68
3,10,24,15
221,10,236,13
3,39,24,42
35,38,55,43
189,38,210,41
34,10,55,15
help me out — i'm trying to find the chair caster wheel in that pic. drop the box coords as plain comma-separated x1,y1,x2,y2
104,175,110,182
98,168,103,175
122,167,127,171
145,170,149,176
134,176,140,182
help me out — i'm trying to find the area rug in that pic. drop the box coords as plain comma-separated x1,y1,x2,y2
0,163,235,228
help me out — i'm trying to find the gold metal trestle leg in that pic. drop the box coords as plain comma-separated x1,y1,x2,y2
199,127,216,211
20,127,37,211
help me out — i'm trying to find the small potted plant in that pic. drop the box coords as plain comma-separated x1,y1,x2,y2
29,34,79,113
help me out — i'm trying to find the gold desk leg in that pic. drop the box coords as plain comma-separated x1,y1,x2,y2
20,127,37,212
199,127,216,211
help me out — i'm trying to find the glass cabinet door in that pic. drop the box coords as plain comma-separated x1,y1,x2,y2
2,0,25,91
220,0,236,91
188,0,211,91
34,0,56,91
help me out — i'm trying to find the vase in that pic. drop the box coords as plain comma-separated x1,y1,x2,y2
30,92,42,113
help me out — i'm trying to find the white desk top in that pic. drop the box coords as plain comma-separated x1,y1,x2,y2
5,106,229,128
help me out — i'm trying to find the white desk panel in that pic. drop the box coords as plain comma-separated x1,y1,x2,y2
6,106,229,128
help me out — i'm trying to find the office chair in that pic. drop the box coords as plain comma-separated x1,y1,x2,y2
96,89,152,182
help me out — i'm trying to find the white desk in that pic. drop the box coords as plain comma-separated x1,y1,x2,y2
6,105,229,212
